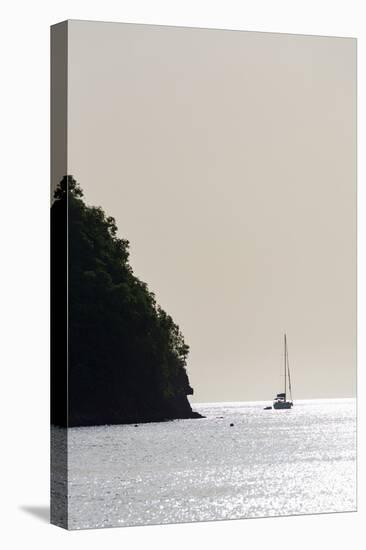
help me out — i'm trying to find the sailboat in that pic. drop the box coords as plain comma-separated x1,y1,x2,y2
273,333,293,409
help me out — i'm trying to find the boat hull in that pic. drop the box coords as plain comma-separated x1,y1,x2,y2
273,401,293,409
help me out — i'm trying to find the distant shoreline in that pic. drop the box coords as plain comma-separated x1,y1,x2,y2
190,397,356,407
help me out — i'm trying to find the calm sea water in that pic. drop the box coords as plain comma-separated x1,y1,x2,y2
65,399,356,529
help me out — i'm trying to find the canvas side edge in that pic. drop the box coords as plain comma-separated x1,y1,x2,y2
50,20,69,530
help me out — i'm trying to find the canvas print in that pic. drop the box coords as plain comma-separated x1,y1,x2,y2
51,20,357,530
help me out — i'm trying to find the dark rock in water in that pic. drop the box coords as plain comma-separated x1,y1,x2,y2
65,396,204,427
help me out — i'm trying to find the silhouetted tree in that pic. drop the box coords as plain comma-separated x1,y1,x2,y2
51,176,199,426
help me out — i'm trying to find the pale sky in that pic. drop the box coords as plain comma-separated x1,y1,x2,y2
66,20,356,402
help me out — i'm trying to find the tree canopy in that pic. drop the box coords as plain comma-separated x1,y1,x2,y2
51,176,200,426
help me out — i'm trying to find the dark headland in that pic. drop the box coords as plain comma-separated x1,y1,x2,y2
51,176,202,427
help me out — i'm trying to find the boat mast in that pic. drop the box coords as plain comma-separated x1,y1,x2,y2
286,337,293,402
284,333,287,400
